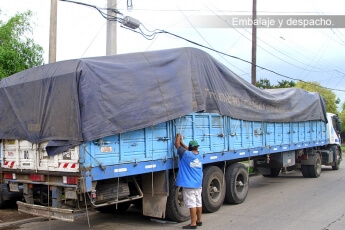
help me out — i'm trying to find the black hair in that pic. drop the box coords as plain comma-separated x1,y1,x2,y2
188,145,198,151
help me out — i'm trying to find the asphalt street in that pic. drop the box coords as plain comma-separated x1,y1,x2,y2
1,159,344,230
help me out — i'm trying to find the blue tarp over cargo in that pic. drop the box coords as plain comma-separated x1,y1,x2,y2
0,47,327,155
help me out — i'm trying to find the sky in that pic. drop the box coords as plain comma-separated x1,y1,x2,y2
1,0,345,110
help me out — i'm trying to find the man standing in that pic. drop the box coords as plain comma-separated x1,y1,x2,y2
175,133,203,229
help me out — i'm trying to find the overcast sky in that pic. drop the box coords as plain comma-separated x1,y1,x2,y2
1,0,345,109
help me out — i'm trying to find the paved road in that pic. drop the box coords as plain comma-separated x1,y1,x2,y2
6,162,345,230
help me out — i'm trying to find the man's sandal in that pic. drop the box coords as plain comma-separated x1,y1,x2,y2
182,224,197,229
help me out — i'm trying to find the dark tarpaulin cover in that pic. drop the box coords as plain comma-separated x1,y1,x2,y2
0,47,327,155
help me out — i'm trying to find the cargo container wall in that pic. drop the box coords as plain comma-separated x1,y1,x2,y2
1,140,36,170
1,140,79,173
80,120,174,180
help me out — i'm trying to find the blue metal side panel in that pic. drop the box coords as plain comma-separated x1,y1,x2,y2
321,121,327,140
299,122,305,142
120,123,172,162
322,121,328,139
282,123,291,145
310,121,317,141
78,112,329,187
209,115,227,152
241,120,253,149
275,123,283,145
320,120,327,140
317,121,322,140
253,121,264,148
81,121,172,168
266,123,276,146
305,121,311,142
229,117,242,150
92,135,120,165
120,129,146,162
291,122,299,143
175,113,227,154
144,123,173,161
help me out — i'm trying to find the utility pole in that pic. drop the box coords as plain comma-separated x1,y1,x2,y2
49,0,57,63
251,0,257,85
106,0,117,55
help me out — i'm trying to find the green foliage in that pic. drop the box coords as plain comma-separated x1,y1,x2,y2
295,81,339,114
256,78,339,115
256,78,274,89
256,78,296,89
0,11,44,79
276,80,296,88
339,110,345,131
339,102,345,131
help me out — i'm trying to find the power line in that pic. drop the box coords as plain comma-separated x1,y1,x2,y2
59,0,345,93
114,8,330,14
177,6,248,74
206,4,344,75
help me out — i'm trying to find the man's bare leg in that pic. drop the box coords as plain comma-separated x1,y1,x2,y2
190,207,197,226
196,207,202,224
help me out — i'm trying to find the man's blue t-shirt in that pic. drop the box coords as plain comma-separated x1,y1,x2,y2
176,146,203,188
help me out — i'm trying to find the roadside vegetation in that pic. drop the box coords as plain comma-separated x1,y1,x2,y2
0,10,44,79
256,78,345,136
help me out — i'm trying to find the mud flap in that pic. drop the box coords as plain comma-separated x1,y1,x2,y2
142,171,168,218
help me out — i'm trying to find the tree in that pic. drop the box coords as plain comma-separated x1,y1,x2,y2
0,10,44,79
339,102,345,131
256,79,296,89
256,79,339,114
256,78,274,89
276,80,296,88
295,81,339,114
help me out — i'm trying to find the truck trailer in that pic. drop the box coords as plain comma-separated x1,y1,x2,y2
0,47,342,222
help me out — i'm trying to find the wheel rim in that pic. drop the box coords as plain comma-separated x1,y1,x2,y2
316,157,322,175
336,148,341,163
208,176,222,203
235,173,245,193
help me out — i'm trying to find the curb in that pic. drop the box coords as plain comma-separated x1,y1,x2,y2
0,217,47,229
0,210,99,229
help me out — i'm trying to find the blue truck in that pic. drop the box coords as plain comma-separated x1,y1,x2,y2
0,48,342,222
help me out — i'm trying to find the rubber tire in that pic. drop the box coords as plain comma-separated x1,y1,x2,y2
301,165,310,178
308,153,322,178
270,168,281,177
262,168,281,177
131,199,143,209
165,175,190,222
96,202,131,214
332,147,341,170
225,163,249,204
202,166,226,213
0,193,5,209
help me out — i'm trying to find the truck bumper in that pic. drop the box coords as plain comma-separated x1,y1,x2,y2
17,201,76,222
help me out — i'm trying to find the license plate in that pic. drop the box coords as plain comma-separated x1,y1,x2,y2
9,183,20,192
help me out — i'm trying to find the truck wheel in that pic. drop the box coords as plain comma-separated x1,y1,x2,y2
202,166,226,213
261,168,281,177
165,175,190,222
301,165,310,178
332,147,341,170
0,194,5,209
308,153,322,178
225,163,249,204
270,168,281,177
